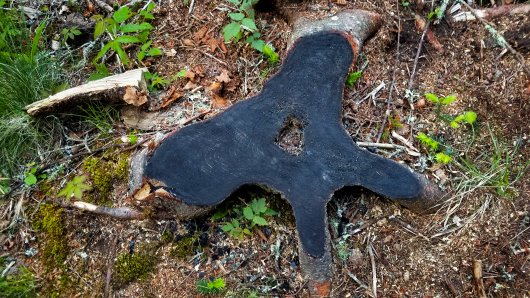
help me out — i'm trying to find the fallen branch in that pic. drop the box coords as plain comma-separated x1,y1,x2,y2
68,201,144,219
368,243,377,298
407,19,430,92
25,68,148,116
452,4,530,22
456,1,530,76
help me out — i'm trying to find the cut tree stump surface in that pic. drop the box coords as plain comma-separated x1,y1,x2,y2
143,19,442,296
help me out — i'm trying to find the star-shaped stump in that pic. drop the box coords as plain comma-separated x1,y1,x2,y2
142,10,444,296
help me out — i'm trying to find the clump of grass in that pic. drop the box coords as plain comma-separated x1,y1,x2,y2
0,265,37,297
0,6,65,177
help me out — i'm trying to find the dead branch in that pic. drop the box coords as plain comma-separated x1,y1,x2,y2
25,68,148,116
407,18,430,93
368,243,378,298
64,201,144,220
452,4,530,22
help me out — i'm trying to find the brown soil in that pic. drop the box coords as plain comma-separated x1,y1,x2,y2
1,1,529,297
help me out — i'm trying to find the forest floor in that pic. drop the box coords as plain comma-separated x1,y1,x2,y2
1,0,529,297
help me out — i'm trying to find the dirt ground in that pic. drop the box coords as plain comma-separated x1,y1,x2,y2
1,0,529,297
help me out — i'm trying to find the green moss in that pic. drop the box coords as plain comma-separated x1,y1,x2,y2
114,153,130,181
81,152,130,203
34,204,68,269
114,251,156,286
170,233,201,259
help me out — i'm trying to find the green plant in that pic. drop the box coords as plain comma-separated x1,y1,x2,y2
424,92,456,121
78,102,119,133
222,0,279,64
196,277,225,295
456,126,530,197
427,7,442,21
92,3,161,68
450,111,477,128
57,175,92,200
0,14,64,176
144,71,171,91
0,265,37,297
416,132,452,164
23,162,47,186
219,198,277,239
60,26,81,46
346,71,362,87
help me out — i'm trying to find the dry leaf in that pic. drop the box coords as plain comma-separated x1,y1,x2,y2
194,26,208,42
123,86,148,106
212,93,230,108
184,70,196,80
160,86,184,109
183,38,194,46
207,38,219,52
215,69,232,83
219,39,228,53
208,81,223,94
183,81,198,90
133,183,151,201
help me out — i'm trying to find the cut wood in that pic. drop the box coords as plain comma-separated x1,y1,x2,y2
452,4,530,22
25,68,148,116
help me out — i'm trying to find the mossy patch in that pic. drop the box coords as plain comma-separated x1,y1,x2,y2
169,232,202,259
34,203,68,269
82,152,130,203
114,251,157,287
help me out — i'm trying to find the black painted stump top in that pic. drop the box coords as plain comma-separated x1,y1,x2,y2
145,32,439,259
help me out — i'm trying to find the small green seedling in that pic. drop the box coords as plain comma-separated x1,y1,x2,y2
196,277,225,295
23,162,46,187
57,175,92,200
222,0,279,64
416,133,452,164
60,26,81,46
220,198,277,239
144,71,171,91
346,71,362,87
427,7,442,21
450,111,477,128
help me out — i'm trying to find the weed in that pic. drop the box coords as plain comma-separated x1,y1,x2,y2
218,198,277,239
196,277,225,295
0,265,37,297
23,162,47,187
92,3,161,68
144,71,171,91
346,71,362,87
78,102,119,133
223,0,279,64
57,175,92,200
60,26,81,46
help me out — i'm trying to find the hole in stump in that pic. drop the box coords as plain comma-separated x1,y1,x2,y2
275,116,304,156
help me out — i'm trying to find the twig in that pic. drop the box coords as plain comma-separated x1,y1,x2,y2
472,259,487,298
351,216,385,235
388,215,430,240
457,1,530,76
452,4,530,22
61,201,144,220
347,270,369,290
185,48,228,66
188,0,195,14
376,12,401,143
367,243,377,298
356,141,421,157
407,19,430,92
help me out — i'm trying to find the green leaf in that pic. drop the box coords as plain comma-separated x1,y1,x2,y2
252,216,268,226
94,19,107,39
147,47,162,56
72,28,82,35
462,111,477,124
120,23,153,33
346,71,362,86
145,2,156,12
243,206,254,220
232,219,240,228
112,42,131,65
210,278,225,289
228,12,245,21
441,95,456,105
263,209,278,216
250,39,265,52
252,198,267,213
222,22,241,42
242,228,252,235
417,132,439,151
263,44,279,63
141,40,153,51
24,173,37,186
424,93,439,103
221,223,233,232
435,152,452,164
31,18,47,61
228,0,241,5
114,35,141,43
94,41,115,62
240,18,258,32
113,6,131,23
